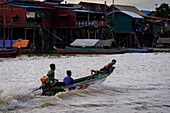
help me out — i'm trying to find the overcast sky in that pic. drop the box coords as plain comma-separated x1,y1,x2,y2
62,0,170,10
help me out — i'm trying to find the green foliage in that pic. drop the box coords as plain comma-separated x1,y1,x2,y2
155,3,170,18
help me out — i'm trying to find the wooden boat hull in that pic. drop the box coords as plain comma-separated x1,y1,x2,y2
150,48,170,52
55,48,126,54
0,48,20,58
122,48,153,53
41,68,114,96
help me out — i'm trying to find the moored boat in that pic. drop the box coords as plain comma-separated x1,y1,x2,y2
55,48,126,54
122,48,153,53
0,47,20,58
55,39,126,54
41,67,114,96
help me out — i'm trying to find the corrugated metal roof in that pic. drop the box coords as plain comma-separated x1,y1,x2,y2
74,9,91,13
95,39,115,47
108,11,143,19
141,10,152,15
113,5,148,18
44,1,60,4
79,1,109,12
74,9,106,14
121,11,143,18
13,40,29,48
70,39,99,47
55,4,84,9
9,4,53,9
39,2,59,8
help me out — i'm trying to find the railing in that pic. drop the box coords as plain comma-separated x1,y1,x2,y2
26,22,41,28
76,21,105,27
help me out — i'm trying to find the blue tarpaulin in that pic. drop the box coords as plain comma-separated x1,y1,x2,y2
0,40,17,48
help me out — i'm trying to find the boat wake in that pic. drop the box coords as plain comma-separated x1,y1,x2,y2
0,95,32,111
0,86,39,111
56,84,126,100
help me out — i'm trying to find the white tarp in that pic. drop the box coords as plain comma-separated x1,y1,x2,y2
95,39,115,47
70,39,100,47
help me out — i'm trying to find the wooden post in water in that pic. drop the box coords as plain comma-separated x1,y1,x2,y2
112,0,114,31
3,11,6,48
0,3,17,48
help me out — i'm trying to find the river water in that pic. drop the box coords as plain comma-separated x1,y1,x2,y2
0,53,170,113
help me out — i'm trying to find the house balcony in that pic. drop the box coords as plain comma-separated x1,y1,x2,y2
76,20,106,27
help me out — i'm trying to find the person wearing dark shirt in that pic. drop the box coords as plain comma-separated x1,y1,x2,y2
91,59,116,75
63,70,75,91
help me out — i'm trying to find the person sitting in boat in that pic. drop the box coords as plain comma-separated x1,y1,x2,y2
39,63,58,88
47,63,66,87
47,63,58,84
63,70,75,91
91,59,116,75
40,63,65,89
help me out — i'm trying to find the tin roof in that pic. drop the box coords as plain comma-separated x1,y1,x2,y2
70,39,115,47
121,11,143,18
79,1,108,12
13,40,30,48
108,4,148,18
95,39,115,47
74,9,106,14
141,10,152,15
74,9,92,13
6,0,56,9
108,11,143,19
70,39,99,47
9,3,53,9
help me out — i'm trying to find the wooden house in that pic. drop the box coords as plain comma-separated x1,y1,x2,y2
0,0,63,51
50,2,111,48
107,11,143,48
52,4,76,29
110,11,143,33
107,4,148,18
107,4,170,48
79,1,108,12
77,2,108,28
75,2,112,41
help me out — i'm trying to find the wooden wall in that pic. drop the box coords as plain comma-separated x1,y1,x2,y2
51,8,76,28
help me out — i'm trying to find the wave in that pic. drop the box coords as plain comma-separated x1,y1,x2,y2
0,86,39,111
0,97,26,111
56,84,127,100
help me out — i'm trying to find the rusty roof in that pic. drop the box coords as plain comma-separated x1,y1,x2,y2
108,4,149,18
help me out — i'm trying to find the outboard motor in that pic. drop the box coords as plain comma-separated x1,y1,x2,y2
40,76,49,89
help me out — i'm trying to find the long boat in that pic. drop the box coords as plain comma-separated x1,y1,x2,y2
0,47,20,58
41,68,114,96
54,39,126,54
55,48,126,54
122,48,153,53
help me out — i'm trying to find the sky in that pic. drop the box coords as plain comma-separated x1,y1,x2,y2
61,0,170,10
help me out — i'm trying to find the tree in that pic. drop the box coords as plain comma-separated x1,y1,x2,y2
155,3,170,18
